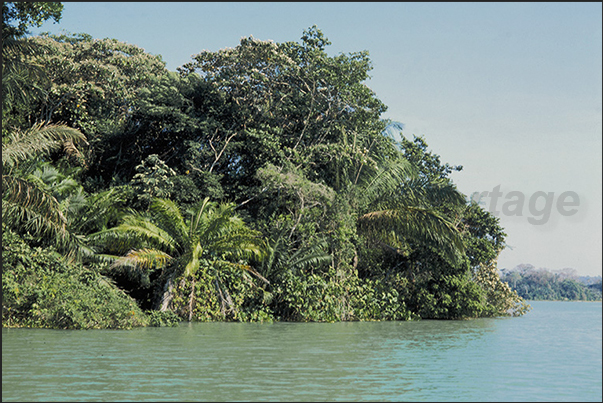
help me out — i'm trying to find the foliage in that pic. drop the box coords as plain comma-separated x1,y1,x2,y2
2,2,94,262
16,32,168,187
170,264,274,323
146,310,181,327
2,122,86,169
129,154,177,210
500,265,602,301
2,16,533,328
2,121,88,259
2,2,63,119
2,2,63,38
473,259,531,316
404,272,487,319
177,25,389,200
255,163,336,259
94,197,267,320
2,226,148,329
271,270,418,322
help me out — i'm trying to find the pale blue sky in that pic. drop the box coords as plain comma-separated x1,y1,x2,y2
32,2,602,276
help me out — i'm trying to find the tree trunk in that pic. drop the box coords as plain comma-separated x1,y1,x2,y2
157,272,175,312
188,276,196,322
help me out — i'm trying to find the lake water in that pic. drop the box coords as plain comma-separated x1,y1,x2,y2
2,301,601,402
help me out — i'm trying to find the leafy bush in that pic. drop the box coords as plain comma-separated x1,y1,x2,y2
146,310,181,327
170,265,275,323
2,227,148,329
271,270,417,322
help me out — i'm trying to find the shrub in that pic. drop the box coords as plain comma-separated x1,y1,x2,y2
2,227,148,329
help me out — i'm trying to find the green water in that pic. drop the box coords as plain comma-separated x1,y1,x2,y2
2,301,601,401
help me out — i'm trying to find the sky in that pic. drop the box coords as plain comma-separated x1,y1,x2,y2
31,2,602,277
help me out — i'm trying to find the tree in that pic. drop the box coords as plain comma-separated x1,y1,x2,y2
14,32,169,188
2,2,92,257
2,2,63,38
2,123,87,254
351,128,528,318
20,160,130,261
2,2,63,130
500,266,601,301
128,154,177,210
94,197,267,320
174,25,398,286
177,25,388,202
355,162,467,268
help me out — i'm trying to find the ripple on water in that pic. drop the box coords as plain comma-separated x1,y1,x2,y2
2,301,602,402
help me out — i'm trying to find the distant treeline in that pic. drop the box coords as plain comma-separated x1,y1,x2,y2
500,265,602,301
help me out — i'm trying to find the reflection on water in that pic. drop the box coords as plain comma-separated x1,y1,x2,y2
2,301,601,402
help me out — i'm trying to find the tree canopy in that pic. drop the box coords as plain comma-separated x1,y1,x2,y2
2,10,529,328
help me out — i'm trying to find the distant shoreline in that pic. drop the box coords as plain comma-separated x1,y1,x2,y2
525,299,602,302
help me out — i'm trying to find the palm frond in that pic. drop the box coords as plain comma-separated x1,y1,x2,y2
117,214,178,252
362,157,415,193
198,201,240,242
2,174,67,233
2,198,66,239
2,171,100,262
358,205,465,264
110,248,173,289
2,36,49,107
393,176,465,211
150,198,188,243
261,228,331,279
76,188,127,233
218,261,270,284
2,123,87,169
2,36,48,61
27,163,81,200
210,229,265,261
189,197,213,235
182,242,204,277
61,232,97,263
90,213,177,256
288,241,333,270
87,228,136,254
111,248,173,270
1,196,94,263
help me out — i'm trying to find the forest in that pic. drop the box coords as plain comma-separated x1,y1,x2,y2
501,265,602,301
2,2,530,329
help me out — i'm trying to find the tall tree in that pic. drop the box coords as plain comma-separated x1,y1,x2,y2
2,2,91,259
2,2,63,131
2,2,63,38
13,32,169,187
177,25,388,201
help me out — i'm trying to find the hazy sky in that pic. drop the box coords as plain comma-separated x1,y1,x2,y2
31,2,602,276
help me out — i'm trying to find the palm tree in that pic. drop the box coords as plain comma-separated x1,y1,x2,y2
19,160,128,262
353,151,466,267
3,15,89,258
261,226,333,282
2,33,48,116
94,197,267,321
2,123,87,252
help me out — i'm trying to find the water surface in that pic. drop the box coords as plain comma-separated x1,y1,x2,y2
2,301,601,401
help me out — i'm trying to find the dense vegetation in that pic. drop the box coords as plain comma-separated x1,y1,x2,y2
501,265,602,301
2,2,530,329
